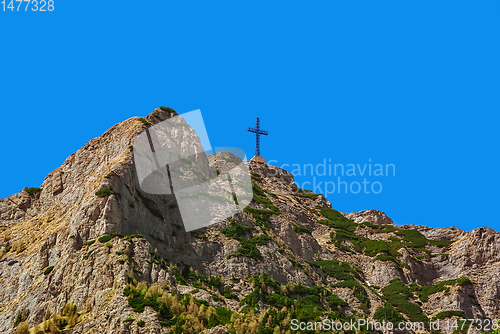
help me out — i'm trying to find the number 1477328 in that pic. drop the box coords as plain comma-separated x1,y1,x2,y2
2,0,54,11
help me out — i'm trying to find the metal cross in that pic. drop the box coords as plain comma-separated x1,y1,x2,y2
247,118,268,157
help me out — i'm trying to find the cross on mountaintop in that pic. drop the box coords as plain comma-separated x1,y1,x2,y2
247,118,268,157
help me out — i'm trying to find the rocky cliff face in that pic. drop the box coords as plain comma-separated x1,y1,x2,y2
0,108,498,334
341,210,394,226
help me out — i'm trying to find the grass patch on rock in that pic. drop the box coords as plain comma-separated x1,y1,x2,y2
95,186,114,198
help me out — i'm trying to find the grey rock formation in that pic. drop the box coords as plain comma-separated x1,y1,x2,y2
342,209,394,225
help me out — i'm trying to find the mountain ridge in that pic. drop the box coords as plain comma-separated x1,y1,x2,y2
0,108,498,334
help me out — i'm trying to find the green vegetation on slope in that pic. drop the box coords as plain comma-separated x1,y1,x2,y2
315,259,371,313
316,207,452,272
227,235,271,260
379,278,428,323
220,219,250,239
411,277,473,302
95,186,114,198
25,187,42,195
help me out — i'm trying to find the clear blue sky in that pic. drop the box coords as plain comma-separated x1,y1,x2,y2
1,1,498,232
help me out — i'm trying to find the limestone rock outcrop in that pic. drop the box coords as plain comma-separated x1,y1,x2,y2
342,209,394,226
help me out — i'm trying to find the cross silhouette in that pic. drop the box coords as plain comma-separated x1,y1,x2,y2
247,118,268,157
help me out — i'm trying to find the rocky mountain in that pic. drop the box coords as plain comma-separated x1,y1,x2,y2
0,108,499,334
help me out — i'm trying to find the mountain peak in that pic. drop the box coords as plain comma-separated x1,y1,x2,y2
0,111,499,333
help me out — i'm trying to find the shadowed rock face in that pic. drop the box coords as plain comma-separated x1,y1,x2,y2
0,108,498,334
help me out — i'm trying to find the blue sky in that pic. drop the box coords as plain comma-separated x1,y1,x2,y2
0,1,498,232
